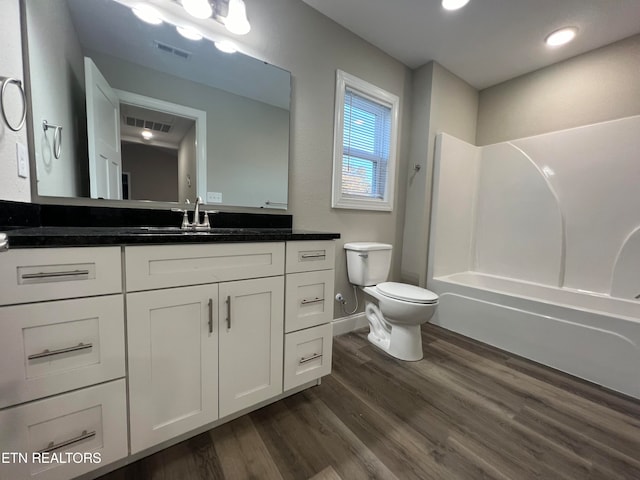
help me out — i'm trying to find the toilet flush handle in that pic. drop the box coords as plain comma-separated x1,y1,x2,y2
359,253,368,258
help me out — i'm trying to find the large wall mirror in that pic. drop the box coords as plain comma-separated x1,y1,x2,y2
22,0,291,209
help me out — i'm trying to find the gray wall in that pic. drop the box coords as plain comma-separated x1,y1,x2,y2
401,62,479,286
477,34,640,145
0,0,30,201
25,0,87,197
238,0,413,316
122,143,178,202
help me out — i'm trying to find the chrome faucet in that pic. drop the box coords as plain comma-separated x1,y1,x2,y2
172,196,216,231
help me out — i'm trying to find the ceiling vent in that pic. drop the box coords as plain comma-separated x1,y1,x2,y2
154,41,191,60
125,116,172,133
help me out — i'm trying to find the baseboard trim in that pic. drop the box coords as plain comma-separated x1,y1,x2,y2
332,312,367,336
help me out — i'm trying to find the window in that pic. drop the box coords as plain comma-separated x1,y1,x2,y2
332,70,399,211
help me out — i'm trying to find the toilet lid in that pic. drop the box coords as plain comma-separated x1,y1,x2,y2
377,282,439,304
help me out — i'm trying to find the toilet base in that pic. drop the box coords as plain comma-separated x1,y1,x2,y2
365,302,423,361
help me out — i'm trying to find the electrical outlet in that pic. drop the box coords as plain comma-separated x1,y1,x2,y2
16,142,28,178
207,192,222,203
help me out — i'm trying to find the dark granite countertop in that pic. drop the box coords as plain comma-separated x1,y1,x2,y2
2,226,340,248
0,199,340,247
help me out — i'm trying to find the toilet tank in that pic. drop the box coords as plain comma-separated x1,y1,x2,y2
344,242,392,286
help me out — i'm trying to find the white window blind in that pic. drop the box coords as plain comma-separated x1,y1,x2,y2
332,70,399,211
342,88,392,199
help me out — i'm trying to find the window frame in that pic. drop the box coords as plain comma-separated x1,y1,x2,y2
331,70,399,211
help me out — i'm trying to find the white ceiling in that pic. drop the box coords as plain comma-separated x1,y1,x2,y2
301,0,640,89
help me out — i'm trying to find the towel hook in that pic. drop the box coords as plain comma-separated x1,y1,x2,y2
0,77,27,132
43,120,63,159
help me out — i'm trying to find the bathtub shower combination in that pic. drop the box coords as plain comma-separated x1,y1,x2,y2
428,115,640,399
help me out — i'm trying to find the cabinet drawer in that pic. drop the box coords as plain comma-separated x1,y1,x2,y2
0,295,125,409
285,270,334,333
285,241,335,273
0,379,128,480
284,323,333,391
0,247,122,306
125,242,285,291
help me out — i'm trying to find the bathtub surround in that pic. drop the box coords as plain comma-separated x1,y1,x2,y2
429,118,640,398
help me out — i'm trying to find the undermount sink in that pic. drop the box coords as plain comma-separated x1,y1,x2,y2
125,226,264,235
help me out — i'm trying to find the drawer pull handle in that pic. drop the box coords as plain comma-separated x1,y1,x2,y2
301,297,324,305
28,342,93,360
226,295,231,330
299,353,323,364
208,298,214,334
39,429,96,454
301,253,326,259
21,269,90,280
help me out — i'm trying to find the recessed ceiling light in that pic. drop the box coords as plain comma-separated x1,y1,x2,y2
545,27,578,47
442,0,470,11
176,25,203,41
182,0,212,19
132,4,163,25
141,130,153,140
215,40,237,53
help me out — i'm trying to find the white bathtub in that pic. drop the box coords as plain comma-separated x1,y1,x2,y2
429,272,640,399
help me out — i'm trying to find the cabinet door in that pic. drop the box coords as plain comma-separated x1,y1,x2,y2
127,284,219,453
219,276,284,417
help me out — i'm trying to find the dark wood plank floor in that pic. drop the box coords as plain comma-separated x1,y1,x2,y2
100,324,640,480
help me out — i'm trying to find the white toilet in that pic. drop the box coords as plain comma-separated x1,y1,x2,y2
344,242,438,361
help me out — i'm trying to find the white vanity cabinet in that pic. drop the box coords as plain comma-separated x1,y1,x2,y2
0,247,128,480
283,241,335,391
124,243,286,452
218,276,284,417
1,237,336,478
126,284,220,454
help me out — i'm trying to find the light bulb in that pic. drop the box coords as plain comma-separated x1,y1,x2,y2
215,40,237,53
177,25,203,41
225,0,251,35
132,4,163,24
182,0,212,19
141,130,153,140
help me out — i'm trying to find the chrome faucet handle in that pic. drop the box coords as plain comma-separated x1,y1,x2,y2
171,208,191,229
203,211,210,228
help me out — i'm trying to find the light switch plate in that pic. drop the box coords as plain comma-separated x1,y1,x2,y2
16,142,28,178
207,191,222,203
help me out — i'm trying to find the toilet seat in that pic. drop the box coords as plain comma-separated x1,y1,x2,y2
376,282,438,304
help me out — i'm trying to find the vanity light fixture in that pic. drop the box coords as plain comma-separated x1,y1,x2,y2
181,0,251,35
177,25,203,40
545,27,578,47
214,40,237,53
141,130,153,140
442,0,470,11
132,4,163,24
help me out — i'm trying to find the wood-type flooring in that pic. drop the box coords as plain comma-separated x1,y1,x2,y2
100,324,640,480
